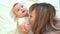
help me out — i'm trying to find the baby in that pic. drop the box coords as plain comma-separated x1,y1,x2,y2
12,3,30,34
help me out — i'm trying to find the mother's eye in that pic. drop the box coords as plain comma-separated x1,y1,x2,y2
30,15,32,17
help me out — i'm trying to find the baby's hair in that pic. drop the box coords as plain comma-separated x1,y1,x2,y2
12,3,19,15
13,3,18,7
10,3,20,21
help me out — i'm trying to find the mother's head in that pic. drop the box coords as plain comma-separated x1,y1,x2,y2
29,3,56,34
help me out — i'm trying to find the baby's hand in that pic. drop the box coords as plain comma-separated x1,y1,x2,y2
17,23,30,34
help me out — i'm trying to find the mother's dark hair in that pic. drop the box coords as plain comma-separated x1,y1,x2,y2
29,3,56,34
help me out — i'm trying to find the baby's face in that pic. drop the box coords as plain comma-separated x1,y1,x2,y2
13,3,23,12
13,3,28,17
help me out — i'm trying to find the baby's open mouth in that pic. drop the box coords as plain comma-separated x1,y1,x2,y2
22,10,25,13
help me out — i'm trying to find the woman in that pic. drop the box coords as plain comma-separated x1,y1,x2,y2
18,3,60,34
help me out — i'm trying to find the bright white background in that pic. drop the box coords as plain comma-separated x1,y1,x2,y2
0,0,60,34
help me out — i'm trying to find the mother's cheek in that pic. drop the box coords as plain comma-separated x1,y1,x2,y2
29,18,33,27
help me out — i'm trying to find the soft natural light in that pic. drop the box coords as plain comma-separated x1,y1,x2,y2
0,0,60,34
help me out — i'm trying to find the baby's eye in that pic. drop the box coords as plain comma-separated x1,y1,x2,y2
21,5,23,8
18,9,20,11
